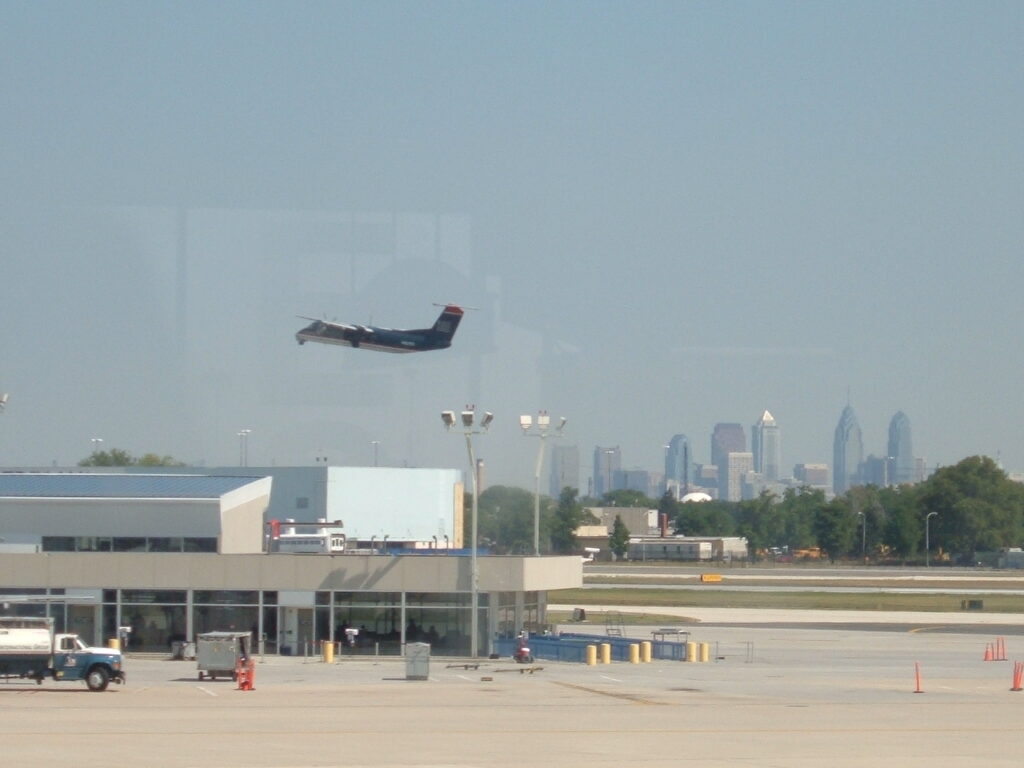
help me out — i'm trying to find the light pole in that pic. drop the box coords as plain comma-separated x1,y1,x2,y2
925,511,938,567
371,440,380,467
90,437,103,455
520,411,567,556
857,511,866,561
442,406,493,658
237,429,252,466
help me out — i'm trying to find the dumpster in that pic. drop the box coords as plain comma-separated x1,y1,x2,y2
405,642,430,681
196,631,252,681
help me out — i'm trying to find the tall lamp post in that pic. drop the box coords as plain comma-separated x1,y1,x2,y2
925,511,938,567
371,440,380,467
442,406,493,658
857,510,866,561
520,411,567,556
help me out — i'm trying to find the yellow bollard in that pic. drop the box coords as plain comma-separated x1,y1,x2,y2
600,643,611,664
586,644,597,666
107,638,120,651
699,642,710,663
628,643,639,664
640,640,652,663
323,640,335,664
686,641,697,663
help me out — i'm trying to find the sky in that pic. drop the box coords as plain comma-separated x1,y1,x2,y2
1,1,1022,489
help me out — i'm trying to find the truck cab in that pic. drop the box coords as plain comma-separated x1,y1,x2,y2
51,633,126,691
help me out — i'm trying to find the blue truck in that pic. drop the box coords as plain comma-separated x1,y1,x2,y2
0,616,125,691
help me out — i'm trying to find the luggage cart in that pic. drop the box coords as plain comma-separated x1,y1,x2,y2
196,631,252,681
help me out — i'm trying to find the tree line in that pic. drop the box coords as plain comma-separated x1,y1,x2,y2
472,456,1024,564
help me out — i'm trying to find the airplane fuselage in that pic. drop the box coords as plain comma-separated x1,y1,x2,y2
295,322,445,352
295,305,463,353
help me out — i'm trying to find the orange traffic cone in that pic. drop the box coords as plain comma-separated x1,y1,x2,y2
984,644,993,661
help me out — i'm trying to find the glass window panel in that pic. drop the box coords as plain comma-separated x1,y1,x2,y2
194,590,258,605
184,537,217,553
122,590,187,604
113,537,146,552
42,537,75,552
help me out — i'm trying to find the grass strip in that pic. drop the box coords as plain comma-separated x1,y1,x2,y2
550,587,1024,613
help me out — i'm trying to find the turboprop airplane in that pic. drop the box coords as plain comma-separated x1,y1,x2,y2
295,304,464,353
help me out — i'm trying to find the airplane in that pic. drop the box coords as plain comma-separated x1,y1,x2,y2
295,304,464,353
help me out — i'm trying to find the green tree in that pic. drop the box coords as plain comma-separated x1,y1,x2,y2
137,453,185,467
608,514,630,560
880,484,922,561
550,487,585,554
79,448,138,466
918,456,1024,561
601,489,657,509
79,448,184,467
814,498,856,562
476,485,535,554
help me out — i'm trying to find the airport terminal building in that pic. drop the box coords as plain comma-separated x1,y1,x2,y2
0,471,581,657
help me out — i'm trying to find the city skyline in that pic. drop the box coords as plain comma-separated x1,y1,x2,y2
1,4,1021,486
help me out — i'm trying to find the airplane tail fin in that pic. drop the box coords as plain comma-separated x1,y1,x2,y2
430,305,464,346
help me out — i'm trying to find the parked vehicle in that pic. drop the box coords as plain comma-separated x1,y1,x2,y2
0,616,125,691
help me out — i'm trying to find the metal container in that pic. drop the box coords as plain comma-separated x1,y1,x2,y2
405,642,430,681
196,631,252,681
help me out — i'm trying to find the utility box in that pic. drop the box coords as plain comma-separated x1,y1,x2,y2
405,642,430,681
196,631,252,681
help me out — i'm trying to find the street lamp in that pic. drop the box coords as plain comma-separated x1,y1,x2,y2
925,511,938,567
857,510,866,561
441,406,493,658
520,411,567,556
237,429,252,467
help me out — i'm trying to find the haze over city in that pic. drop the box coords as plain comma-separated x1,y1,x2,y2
1,2,1022,488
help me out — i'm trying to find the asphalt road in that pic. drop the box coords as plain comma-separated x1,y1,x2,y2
4,618,1024,767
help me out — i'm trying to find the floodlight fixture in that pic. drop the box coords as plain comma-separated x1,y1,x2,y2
461,409,475,428
441,410,455,429
480,411,494,430
557,416,568,432
537,411,550,429
520,414,532,431
0,393,8,411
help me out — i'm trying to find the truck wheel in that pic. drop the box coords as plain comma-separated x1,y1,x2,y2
86,667,110,692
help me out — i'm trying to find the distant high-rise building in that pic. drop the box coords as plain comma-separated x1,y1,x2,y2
725,452,754,501
794,463,829,488
751,410,781,482
887,411,914,485
833,405,863,495
592,446,621,497
549,444,580,498
712,423,745,500
665,434,694,497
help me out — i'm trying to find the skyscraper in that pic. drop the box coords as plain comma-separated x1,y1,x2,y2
887,411,914,485
664,434,694,497
592,445,621,497
725,452,754,502
711,423,745,500
833,405,863,495
751,410,781,482
549,444,580,498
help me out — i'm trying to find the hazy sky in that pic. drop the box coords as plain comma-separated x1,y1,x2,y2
1,1,1022,488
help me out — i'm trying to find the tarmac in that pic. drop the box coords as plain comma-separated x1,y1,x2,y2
2,609,1023,767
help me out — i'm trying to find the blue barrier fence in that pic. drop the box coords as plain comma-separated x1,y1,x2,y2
493,633,686,663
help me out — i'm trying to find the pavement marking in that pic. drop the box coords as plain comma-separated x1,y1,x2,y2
909,626,952,634
196,686,217,697
600,674,622,682
551,680,666,705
